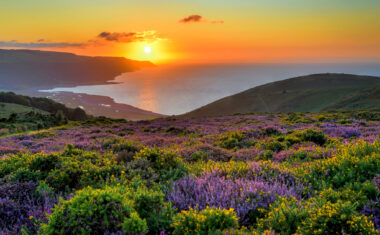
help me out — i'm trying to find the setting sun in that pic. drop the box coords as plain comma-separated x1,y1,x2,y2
144,46,151,54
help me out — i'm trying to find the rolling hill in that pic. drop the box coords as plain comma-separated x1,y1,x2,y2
0,49,154,90
182,73,380,117
0,49,164,120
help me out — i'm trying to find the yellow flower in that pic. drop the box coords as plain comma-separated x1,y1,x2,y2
29,216,33,220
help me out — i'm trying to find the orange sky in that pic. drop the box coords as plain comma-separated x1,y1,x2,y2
0,0,379,64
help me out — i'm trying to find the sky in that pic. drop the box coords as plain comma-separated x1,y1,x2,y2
1,0,380,64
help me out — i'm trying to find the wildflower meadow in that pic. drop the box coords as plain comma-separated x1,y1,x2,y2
0,111,379,234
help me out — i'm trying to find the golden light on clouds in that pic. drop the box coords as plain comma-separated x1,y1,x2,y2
0,0,379,63
123,40,177,64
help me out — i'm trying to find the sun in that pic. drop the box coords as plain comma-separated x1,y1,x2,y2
144,46,151,54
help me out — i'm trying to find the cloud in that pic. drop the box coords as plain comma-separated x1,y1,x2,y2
97,30,160,43
0,30,164,49
179,15,203,23
179,15,224,24
0,40,84,48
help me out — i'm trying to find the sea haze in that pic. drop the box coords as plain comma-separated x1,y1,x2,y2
43,63,380,115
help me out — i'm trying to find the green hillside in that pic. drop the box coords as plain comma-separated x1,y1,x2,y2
324,85,380,111
182,73,380,118
0,92,89,135
0,102,48,119
0,91,88,121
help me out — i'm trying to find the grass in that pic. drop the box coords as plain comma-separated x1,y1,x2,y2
0,102,48,119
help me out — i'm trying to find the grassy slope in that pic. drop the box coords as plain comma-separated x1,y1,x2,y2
324,85,380,111
0,102,48,119
182,73,380,117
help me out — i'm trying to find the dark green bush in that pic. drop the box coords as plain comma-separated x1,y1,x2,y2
131,188,175,234
218,131,249,150
41,187,147,235
292,129,327,145
134,147,188,183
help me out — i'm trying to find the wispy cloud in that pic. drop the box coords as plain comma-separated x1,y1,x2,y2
179,14,203,23
0,40,84,48
179,15,224,24
97,30,161,43
0,30,164,49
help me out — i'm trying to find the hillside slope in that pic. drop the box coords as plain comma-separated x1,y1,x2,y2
0,92,87,121
324,85,380,111
0,49,154,90
182,73,380,117
0,102,48,119
0,49,164,120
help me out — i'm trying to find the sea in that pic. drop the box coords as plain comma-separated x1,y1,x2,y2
43,63,380,115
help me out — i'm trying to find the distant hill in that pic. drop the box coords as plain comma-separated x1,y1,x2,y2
0,92,87,121
0,49,163,120
182,73,380,117
0,49,154,90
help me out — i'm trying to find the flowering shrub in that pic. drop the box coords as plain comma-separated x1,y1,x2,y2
0,182,54,234
0,112,378,233
171,207,238,234
257,139,286,152
298,140,380,191
257,196,307,234
341,127,361,138
134,147,188,183
129,187,175,234
121,212,148,234
0,145,126,192
168,173,301,225
218,131,253,150
291,129,327,146
258,195,377,235
298,200,376,234
40,187,147,235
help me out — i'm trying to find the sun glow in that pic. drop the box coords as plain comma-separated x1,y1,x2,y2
144,46,151,54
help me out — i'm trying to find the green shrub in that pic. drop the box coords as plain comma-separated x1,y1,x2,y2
258,197,307,235
0,145,127,193
11,168,41,182
172,207,238,235
29,154,59,177
256,150,274,161
40,187,147,235
102,137,123,149
298,200,376,234
218,131,249,150
134,147,188,183
126,158,159,183
258,139,286,152
131,187,175,234
292,129,327,145
121,212,148,234
298,140,380,190
258,195,377,235
46,169,72,193
112,139,143,153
